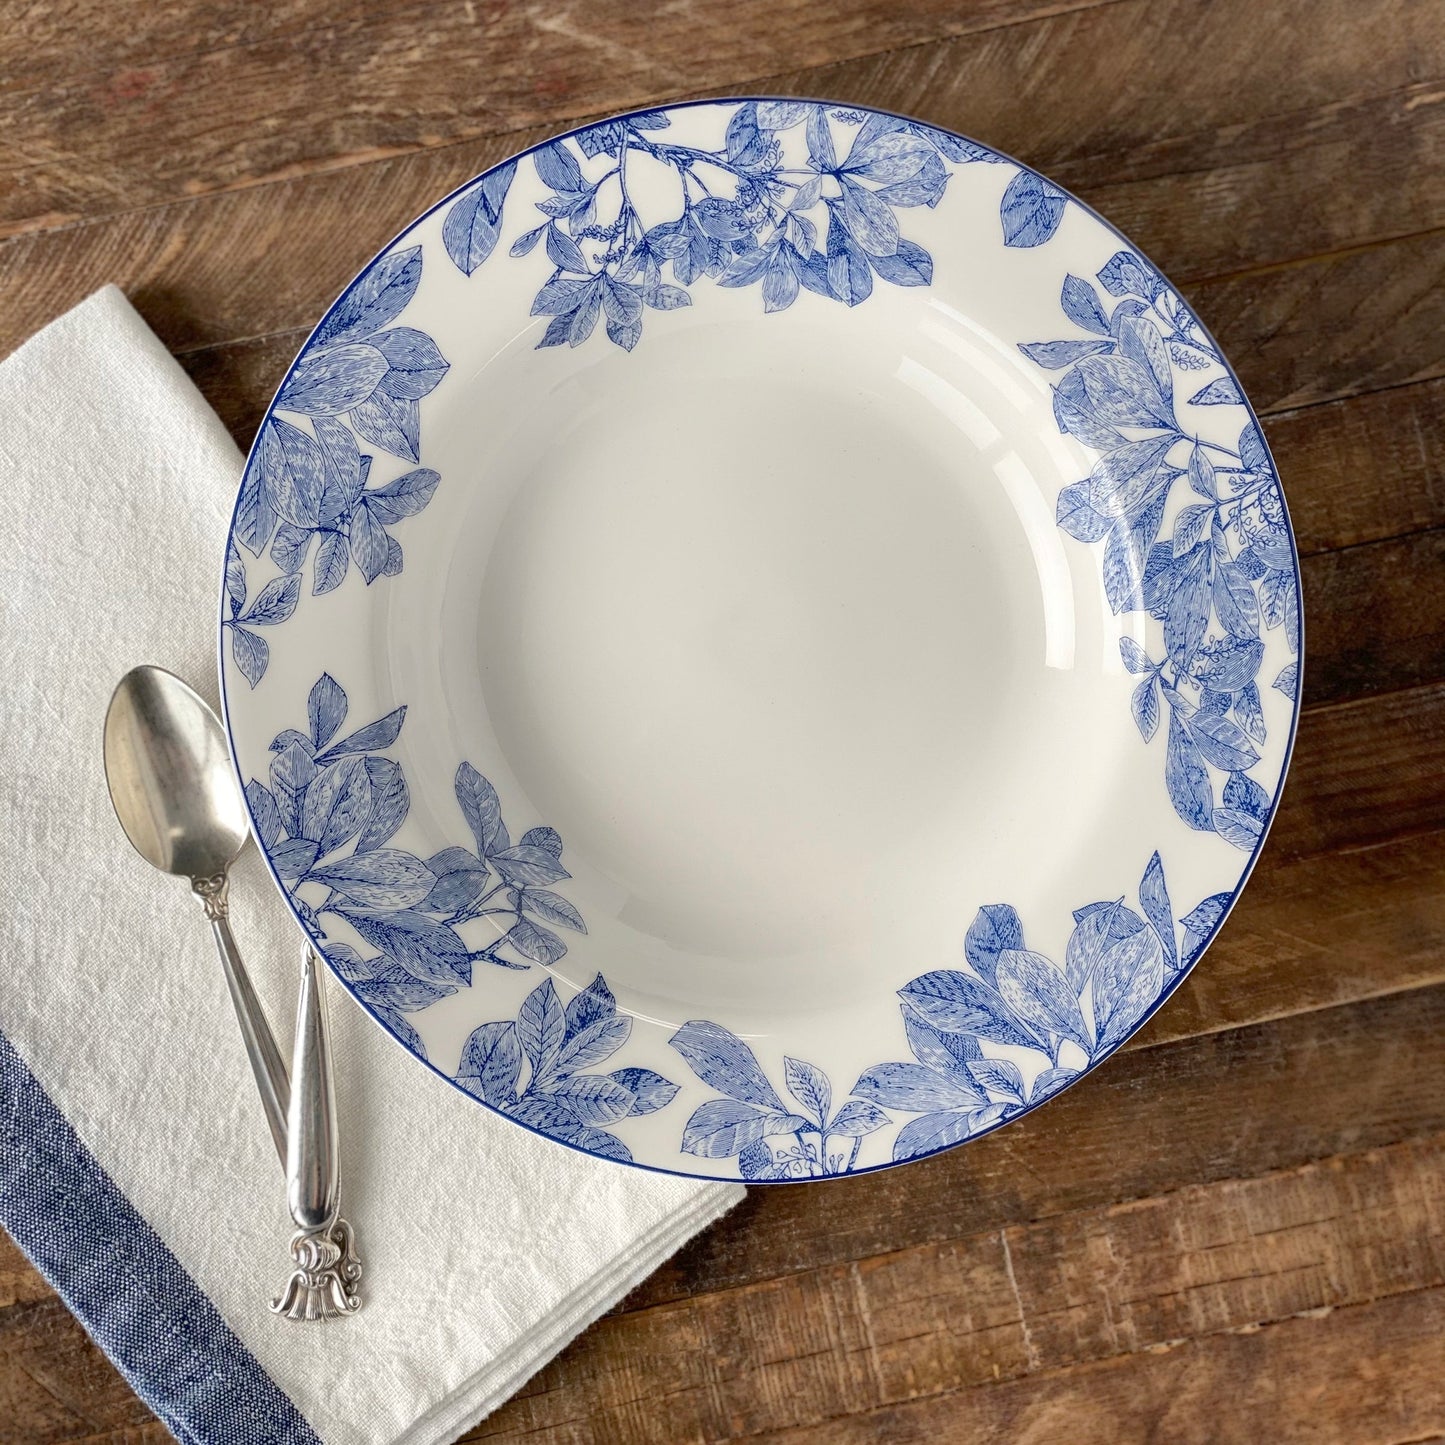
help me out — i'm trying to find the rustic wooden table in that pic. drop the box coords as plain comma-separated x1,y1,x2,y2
3,1,1444,1441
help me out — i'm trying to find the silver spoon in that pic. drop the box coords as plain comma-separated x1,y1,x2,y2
103,665,290,1157
103,666,361,1317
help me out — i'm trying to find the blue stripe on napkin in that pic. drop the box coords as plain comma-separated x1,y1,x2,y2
0,1030,320,1445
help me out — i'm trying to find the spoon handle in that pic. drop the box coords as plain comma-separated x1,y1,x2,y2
194,875,290,1163
271,947,362,1320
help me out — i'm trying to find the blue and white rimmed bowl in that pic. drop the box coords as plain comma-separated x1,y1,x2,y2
220,99,1302,1181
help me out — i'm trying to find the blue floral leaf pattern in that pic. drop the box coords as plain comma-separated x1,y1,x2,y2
999,170,1067,247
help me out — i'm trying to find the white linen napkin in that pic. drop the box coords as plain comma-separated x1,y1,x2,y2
0,287,742,1445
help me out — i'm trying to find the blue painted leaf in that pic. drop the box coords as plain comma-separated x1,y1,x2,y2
1188,376,1244,406
245,779,283,849
967,1058,1025,1104
457,1021,522,1106
838,176,899,256
1076,354,1173,433
1087,435,1175,518
510,224,546,258
272,837,319,877
491,845,570,888
1165,546,1211,671
1120,637,1153,673
508,1094,582,1132
442,163,516,276
1261,570,1295,631
963,903,1024,989
338,908,471,987
682,1100,808,1158
923,126,998,162
825,211,872,306
268,728,313,756
899,972,1036,1049
1115,316,1173,403
873,152,948,209
350,390,420,463
310,849,435,909
260,417,326,528
1000,170,1066,247
564,975,615,1042
724,102,767,166
349,499,390,585
1181,893,1232,940
279,343,387,416
870,237,934,286
1096,250,1159,300
1195,637,1264,693
1233,681,1267,745
520,887,585,932
1212,806,1264,849
841,126,930,183
351,964,451,1013
1019,339,1113,369
504,916,567,965
1188,447,1217,500
609,1068,678,1117
1102,521,1145,614
532,277,595,316
303,756,371,854
669,1019,784,1110
902,1010,977,1078
1064,902,1144,994
554,1126,632,1162
806,106,837,170
225,540,246,615
1056,481,1112,543
1031,1066,1080,1102
996,949,1089,1049
1171,503,1213,558
517,978,565,1079
243,573,300,626
852,1062,983,1113
600,275,643,326
312,530,349,595
269,523,311,575
373,327,449,400
566,286,602,347
313,704,405,763
798,250,834,298
543,1075,635,1127
644,281,691,310
1061,274,1110,335
830,1099,890,1137
784,1057,831,1127
1213,560,1260,638
719,244,776,288
535,141,582,193
419,851,487,912
270,741,316,835
762,248,800,313
308,674,347,749
757,100,809,130
544,223,590,275
316,247,422,345
1132,674,1161,742
1238,421,1268,473
1165,711,1215,831
1052,370,1124,452
1273,661,1299,700
1093,923,1165,1049
1139,851,1177,971
454,761,508,855
892,1105,1006,1162
519,825,562,858
363,467,439,526
356,756,408,853
1185,711,1260,772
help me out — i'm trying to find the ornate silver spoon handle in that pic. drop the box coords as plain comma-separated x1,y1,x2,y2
271,947,362,1320
192,873,291,1163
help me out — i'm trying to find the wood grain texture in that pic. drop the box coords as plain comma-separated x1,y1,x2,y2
3,0,1444,1440
472,1134,1445,1441
0,0,1118,235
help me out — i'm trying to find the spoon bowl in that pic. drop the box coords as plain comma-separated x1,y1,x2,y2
103,665,248,882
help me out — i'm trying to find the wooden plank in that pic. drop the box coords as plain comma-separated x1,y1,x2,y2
750,1287,1445,1444
1267,377,1445,554
1301,528,1445,706
0,0,1119,235
627,983,1445,1309
1275,681,1445,861
471,1135,1445,1441
6,0,1445,356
